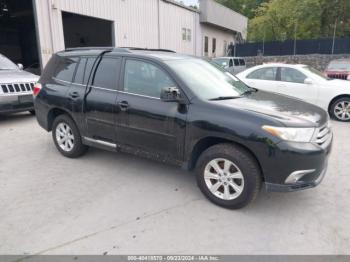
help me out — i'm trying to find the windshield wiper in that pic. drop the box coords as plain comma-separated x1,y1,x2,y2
209,96,241,101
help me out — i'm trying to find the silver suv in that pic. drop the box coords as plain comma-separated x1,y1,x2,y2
212,57,246,75
0,53,39,114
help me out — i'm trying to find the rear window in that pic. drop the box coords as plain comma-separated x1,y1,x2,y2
54,57,78,82
239,59,245,66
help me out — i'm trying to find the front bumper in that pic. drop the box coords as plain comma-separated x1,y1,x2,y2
0,94,34,113
266,160,328,192
262,132,333,192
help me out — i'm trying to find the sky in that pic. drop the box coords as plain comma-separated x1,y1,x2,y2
177,0,199,7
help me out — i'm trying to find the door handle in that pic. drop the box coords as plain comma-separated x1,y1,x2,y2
69,91,79,99
118,101,129,111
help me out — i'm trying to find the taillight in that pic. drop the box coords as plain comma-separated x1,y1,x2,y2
33,83,42,97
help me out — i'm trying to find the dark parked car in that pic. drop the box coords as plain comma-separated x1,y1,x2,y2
0,53,39,114
34,47,332,209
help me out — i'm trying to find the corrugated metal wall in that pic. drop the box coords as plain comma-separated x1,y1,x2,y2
33,0,203,67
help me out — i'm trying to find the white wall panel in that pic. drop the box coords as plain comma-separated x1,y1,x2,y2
159,1,199,55
33,0,246,67
201,24,235,57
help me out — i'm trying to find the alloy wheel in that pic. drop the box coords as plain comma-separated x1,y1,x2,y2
204,158,244,200
55,122,75,152
334,101,350,121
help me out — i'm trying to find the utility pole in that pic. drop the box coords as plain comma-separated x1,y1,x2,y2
331,18,338,55
293,21,297,56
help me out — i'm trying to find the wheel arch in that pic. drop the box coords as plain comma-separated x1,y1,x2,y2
47,107,73,131
328,94,350,113
187,136,264,181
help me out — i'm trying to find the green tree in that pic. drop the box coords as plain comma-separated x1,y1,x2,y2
247,0,322,41
319,0,350,38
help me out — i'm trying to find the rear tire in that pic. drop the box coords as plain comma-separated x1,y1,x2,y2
195,143,261,209
330,97,350,122
52,114,88,158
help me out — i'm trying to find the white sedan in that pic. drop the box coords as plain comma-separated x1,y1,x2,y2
236,63,350,122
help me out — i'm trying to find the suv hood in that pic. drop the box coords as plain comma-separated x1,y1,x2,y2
0,69,39,84
213,90,328,127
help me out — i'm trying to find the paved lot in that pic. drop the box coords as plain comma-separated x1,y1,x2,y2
0,113,349,255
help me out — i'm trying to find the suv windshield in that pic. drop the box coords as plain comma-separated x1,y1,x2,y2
0,54,18,70
166,58,251,100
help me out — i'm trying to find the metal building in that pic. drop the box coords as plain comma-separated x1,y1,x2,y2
0,0,247,71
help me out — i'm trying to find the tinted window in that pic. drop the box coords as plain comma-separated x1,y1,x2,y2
93,57,121,90
247,67,277,81
83,58,96,84
124,59,175,98
73,58,86,84
229,59,233,67
280,67,307,84
239,59,245,66
234,59,239,66
54,57,78,82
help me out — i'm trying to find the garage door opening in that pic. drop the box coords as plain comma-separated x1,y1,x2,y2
0,0,40,75
62,12,114,49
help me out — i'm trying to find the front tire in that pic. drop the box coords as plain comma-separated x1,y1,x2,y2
330,97,350,122
196,143,261,209
52,114,88,158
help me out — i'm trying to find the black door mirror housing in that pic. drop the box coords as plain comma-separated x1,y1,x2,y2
160,87,182,102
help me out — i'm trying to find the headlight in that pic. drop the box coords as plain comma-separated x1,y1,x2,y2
262,126,315,142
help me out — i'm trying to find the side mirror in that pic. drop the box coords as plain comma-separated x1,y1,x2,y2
304,78,313,85
17,63,24,70
160,87,181,102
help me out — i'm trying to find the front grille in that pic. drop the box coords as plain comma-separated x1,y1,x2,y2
327,73,348,80
1,83,35,94
314,124,332,148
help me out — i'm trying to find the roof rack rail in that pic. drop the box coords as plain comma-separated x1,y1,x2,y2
121,47,176,53
63,47,130,53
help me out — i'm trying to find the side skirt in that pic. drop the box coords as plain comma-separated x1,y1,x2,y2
82,136,183,167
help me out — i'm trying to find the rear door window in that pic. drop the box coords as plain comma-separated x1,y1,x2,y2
54,57,78,82
234,59,239,66
239,59,245,66
93,57,121,90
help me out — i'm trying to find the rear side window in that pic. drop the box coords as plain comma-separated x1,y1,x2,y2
229,59,233,67
93,57,121,90
247,67,277,81
73,57,96,85
73,58,87,84
239,59,245,66
54,57,78,82
234,59,239,66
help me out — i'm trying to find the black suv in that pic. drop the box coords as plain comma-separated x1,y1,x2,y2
34,47,332,209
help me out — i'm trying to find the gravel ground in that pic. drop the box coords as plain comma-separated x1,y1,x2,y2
0,113,349,255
